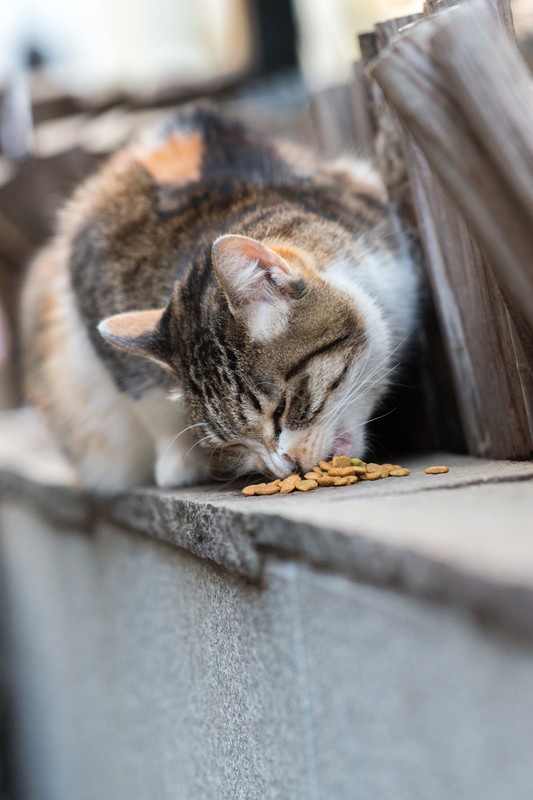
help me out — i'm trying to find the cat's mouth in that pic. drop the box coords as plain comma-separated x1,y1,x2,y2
259,450,300,480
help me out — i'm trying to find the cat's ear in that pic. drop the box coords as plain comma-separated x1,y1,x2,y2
212,234,305,340
97,307,171,368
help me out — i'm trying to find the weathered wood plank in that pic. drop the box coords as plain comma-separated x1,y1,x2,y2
374,13,533,330
425,0,516,41
350,62,375,157
430,3,533,431
430,5,533,329
370,0,533,458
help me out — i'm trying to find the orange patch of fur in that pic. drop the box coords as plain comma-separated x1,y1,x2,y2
102,308,164,339
268,243,321,283
24,249,76,405
136,132,203,185
22,246,108,458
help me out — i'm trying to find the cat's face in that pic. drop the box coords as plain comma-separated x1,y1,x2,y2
99,235,392,480
184,329,373,480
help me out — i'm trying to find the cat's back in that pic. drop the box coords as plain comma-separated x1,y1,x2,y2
74,101,290,232
64,105,297,310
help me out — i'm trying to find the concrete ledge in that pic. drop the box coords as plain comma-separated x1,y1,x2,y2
1,411,532,637
2,410,533,799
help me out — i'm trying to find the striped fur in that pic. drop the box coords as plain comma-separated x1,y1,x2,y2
22,103,418,490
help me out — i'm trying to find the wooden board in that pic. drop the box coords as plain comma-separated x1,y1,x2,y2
370,0,533,458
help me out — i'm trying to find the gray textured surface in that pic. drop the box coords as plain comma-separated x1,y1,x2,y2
1,410,533,633
2,502,533,800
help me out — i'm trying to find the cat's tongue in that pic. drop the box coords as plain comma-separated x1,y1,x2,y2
333,432,353,455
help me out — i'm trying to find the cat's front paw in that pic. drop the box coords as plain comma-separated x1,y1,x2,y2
154,450,207,488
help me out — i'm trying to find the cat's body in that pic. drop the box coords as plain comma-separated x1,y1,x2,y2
22,103,418,492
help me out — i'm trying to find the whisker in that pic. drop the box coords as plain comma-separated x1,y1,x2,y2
351,361,402,404
183,433,215,464
163,422,207,458
320,367,374,428
320,344,377,426
204,444,228,482
319,355,402,436
356,405,398,429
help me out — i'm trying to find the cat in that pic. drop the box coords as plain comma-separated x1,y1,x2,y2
21,102,419,493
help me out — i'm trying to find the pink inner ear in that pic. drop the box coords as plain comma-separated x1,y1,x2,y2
99,308,165,340
214,234,291,275
212,234,296,339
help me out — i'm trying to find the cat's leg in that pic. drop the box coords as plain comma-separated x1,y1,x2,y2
65,385,155,493
33,323,156,493
22,248,155,493
134,388,209,488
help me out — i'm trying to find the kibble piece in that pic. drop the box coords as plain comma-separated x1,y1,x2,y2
350,458,365,467
312,466,323,475
329,466,359,477
279,474,301,494
331,455,352,469
256,481,281,495
319,460,332,471
366,463,381,473
314,475,337,486
296,479,318,492
362,471,382,481
389,468,410,477
380,469,390,478
425,465,449,474
243,482,266,495
305,472,321,480
346,475,359,485
333,477,348,486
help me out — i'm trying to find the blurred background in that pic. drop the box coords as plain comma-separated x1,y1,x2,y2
0,0,423,99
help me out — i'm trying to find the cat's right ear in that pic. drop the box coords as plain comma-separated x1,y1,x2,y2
97,307,172,368
212,234,305,340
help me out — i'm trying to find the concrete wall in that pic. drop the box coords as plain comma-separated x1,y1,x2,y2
2,500,533,800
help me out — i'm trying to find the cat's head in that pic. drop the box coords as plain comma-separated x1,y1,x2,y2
98,234,392,479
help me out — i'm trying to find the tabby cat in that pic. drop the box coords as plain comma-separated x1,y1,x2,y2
22,103,418,492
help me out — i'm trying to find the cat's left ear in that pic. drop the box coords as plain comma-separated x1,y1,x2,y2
212,234,305,340
97,307,171,368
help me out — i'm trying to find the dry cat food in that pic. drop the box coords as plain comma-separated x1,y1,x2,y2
241,456,451,496
243,456,410,496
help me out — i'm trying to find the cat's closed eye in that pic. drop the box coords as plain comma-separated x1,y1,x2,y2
272,397,286,438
